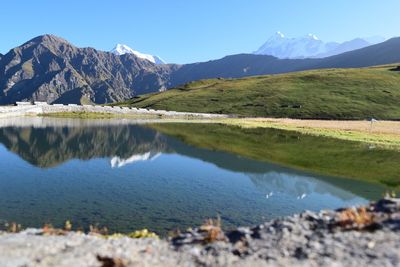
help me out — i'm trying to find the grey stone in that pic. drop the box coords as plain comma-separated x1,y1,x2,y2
0,201,399,266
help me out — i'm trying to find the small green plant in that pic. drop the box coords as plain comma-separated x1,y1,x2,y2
127,229,159,239
383,191,398,198
64,220,72,231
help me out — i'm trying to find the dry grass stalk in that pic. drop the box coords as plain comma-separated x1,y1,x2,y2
337,207,376,229
42,224,66,235
89,225,109,235
200,217,226,243
6,222,22,233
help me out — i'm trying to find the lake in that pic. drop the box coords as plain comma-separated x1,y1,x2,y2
0,117,397,234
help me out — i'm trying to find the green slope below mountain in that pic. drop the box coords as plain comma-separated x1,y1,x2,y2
116,64,400,119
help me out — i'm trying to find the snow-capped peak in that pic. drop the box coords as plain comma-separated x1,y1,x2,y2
112,44,135,55
254,32,385,59
307,34,319,40
111,44,166,64
275,31,285,38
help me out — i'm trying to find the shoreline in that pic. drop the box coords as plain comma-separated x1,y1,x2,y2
219,117,400,149
1,198,399,267
1,103,400,149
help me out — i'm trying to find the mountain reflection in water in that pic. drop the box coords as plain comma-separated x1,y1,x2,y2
0,117,393,234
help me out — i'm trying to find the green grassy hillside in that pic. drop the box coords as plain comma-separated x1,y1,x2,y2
116,65,400,119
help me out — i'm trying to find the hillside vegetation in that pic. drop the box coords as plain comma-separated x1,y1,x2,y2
116,65,400,119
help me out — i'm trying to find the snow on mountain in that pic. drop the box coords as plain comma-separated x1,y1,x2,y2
314,38,369,58
110,151,161,168
254,32,326,59
111,44,166,64
254,32,386,59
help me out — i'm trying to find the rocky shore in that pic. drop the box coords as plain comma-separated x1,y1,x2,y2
0,198,399,267
0,102,228,119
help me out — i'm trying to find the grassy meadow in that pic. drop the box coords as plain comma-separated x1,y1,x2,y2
116,64,400,120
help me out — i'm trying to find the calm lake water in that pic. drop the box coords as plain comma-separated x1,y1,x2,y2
0,118,397,234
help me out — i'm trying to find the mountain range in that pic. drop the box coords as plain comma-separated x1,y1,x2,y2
254,32,386,59
168,37,400,86
0,34,399,104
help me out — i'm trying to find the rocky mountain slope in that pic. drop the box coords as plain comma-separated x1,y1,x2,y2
0,35,176,104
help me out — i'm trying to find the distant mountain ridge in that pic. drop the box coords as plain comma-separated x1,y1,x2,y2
111,44,166,64
0,34,399,104
169,37,400,86
254,32,386,59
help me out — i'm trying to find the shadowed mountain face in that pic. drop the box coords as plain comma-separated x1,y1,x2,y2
0,35,400,104
0,35,177,104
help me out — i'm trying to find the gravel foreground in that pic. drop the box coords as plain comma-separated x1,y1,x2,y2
0,199,399,267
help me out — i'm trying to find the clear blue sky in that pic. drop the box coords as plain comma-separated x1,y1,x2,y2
1,0,399,63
